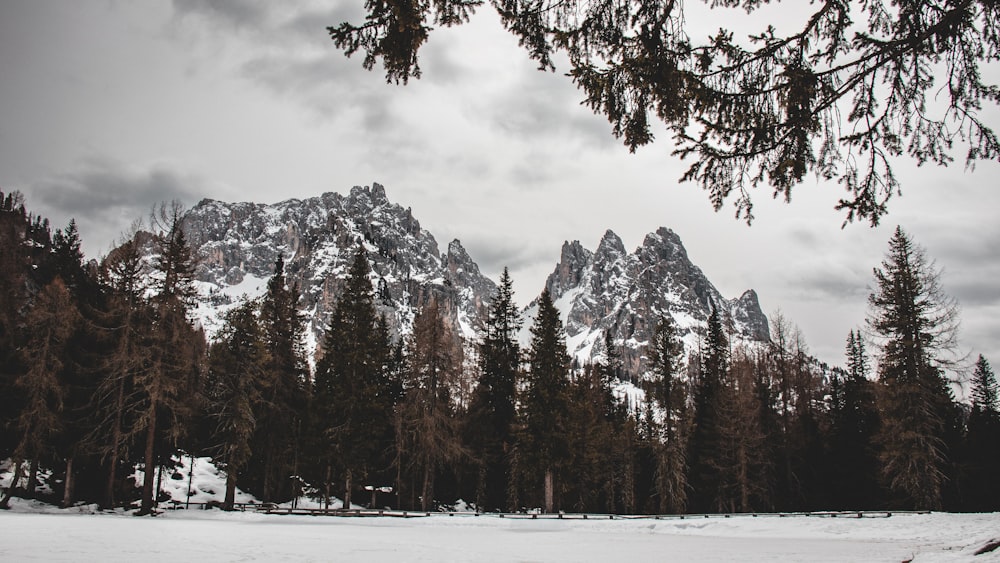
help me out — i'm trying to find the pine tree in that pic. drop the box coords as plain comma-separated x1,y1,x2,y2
964,355,1000,510
251,256,308,502
312,248,395,509
562,362,615,512
49,219,103,508
466,267,522,511
828,330,881,509
970,355,999,416
868,226,960,510
645,315,688,513
206,300,266,510
517,288,571,513
686,303,728,513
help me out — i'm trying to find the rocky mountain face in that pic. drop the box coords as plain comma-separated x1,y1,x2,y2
527,228,770,377
179,183,769,380
182,183,495,358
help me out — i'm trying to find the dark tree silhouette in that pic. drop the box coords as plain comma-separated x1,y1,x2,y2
328,1,999,224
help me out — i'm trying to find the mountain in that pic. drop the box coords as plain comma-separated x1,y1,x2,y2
525,228,770,376
182,183,495,359
178,183,769,379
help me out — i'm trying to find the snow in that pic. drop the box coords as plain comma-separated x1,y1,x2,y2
2,458,998,561
0,506,997,562
130,455,256,506
191,273,270,339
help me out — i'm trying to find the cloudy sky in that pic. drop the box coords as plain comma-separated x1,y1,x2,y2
2,1,998,373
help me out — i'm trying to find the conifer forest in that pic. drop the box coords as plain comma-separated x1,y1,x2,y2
1,189,999,516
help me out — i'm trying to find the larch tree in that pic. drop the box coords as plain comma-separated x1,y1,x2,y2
93,231,152,509
398,297,465,511
0,191,28,467
136,202,202,516
328,0,999,224
0,278,79,509
717,347,772,513
867,226,960,510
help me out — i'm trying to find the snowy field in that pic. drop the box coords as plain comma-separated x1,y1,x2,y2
1,502,998,562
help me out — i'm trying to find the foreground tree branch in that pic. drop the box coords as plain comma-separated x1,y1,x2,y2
329,0,999,225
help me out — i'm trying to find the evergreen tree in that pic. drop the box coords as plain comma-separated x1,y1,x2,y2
686,303,728,513
868,226,960,510
644,315,688,513
51,220,92,300
517,288,571,513
466,267,521,511
330,1,1000,226
970,355,999,415
250,256,308,502
964,355,1000,510
563,362,615,512
206,300,266,510
312,248,395,509
828,330,881,509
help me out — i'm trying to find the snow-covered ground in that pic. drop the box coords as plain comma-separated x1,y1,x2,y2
0,503,997,562
3,458,998,561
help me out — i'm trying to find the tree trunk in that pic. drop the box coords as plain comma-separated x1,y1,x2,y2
262,442,274,503
156,463,164,508
224,468,237,511
104,432,121,509
62,457,74,508
105,337,128,510
138,407,157,515
324,463,331,513
28,459,38,497
186,455,195,510
343,470,352,509
544,468,554,513
422,464,432,512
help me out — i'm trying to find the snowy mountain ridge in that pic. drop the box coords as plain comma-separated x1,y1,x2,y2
178,183,769,379
183,183,495,359
524,227,770,375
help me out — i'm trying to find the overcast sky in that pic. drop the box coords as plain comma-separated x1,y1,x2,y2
2,1,998,374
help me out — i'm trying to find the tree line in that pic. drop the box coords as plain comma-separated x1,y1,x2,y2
1,190,998,514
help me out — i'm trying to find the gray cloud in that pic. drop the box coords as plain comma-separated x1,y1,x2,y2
172,0,269,30
463,235,552,275
484,70,613,151
284,6,368,43
949,278,1000,307
790,270,870,302
22,158,207,257
239,53,395,122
